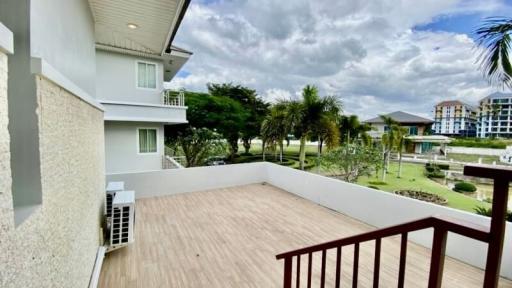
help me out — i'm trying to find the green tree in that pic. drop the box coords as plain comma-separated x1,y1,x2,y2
339,115,373,145
167,127,226,167
475,17,512,88
280,85,342,170
183,91,248,158
207,83,269,154
321,143,383,183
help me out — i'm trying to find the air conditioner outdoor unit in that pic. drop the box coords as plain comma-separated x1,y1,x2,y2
107,190,135,252
105,181,125,217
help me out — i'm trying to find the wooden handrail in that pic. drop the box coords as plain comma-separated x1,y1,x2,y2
276,165,510,288
276,216,489,260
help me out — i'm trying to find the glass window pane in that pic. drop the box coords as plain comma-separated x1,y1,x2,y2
147,129,157,152
138,63,147,88
139,129,148,153
147,64,156,89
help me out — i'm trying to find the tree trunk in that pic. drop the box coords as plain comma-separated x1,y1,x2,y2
279,140,283,163
398,151,403,178
242,137,251,154
381,151,387,182
262,139,266,161
299,136,306,170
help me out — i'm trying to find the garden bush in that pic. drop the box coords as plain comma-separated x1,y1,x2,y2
475,206,512,222
394,190,448,205
425,170,445,178
425,166,436,173
453,181,477,193
425,163,449,170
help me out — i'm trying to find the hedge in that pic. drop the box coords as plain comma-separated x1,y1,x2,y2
453,181,477,193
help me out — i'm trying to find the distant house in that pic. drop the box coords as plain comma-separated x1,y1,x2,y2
363,111,450,154
363,111,434,137
433,100,477,137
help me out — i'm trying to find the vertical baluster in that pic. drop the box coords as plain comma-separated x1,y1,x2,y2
320,250,327,288
283,257,292,288
335,246,342,288
353,243,359,288
307,253,312,288
373,238,381,288
428,228,447,288
398,233,408,288
296,255,300,288
483,178,509,288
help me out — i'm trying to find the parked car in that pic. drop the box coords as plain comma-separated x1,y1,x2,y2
207,156,226,166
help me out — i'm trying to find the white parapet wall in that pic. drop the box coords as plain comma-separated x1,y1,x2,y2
107,162,512,279
107,162,268,199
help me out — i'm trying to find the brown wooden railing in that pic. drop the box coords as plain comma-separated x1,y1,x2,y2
276,165,511,288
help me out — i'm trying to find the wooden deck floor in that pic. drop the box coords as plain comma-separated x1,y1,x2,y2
99,184,512,288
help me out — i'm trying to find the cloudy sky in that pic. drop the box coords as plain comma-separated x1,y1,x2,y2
168,0,512,120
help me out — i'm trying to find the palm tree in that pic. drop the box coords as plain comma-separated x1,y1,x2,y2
380,115,398,181
260,104,289,162
282,85,342,170
475,17,512,88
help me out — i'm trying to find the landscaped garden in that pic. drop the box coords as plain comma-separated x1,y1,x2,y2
355,162,490,213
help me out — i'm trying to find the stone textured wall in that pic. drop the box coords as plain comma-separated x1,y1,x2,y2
0,56,105,288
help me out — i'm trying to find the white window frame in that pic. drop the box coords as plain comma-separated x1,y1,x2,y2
135,60,158,90
137,127,159,155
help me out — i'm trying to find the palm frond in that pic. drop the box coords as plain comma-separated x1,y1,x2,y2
475,17,512,88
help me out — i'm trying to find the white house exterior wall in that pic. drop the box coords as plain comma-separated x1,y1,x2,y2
104,121,165,174
96,50,164,104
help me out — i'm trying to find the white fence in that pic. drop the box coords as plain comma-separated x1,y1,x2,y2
107,162,512,279
447,146,505,156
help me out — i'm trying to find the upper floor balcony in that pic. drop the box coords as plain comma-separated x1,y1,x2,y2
100,89,187,124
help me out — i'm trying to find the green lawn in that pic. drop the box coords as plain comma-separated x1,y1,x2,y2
356,162,489,213
240,143,319,155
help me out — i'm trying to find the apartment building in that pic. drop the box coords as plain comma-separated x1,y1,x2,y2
477,92,512,138
433,100,477,137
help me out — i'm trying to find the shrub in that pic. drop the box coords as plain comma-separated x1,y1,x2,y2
453,181,477,193
425,163,449,170
367,185,380,190
394,190,448,205
368,181,387,185
425,166,436,172
475,206,512,222
426,171,445,179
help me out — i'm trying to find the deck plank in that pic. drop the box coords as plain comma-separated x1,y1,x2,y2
99,184,512,288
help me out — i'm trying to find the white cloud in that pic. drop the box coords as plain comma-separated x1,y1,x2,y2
170,0,507,120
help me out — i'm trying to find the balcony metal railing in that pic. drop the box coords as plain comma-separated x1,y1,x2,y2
162,89,185,107
162,155,186,169
276,165,511,288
